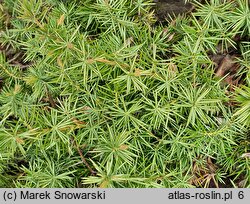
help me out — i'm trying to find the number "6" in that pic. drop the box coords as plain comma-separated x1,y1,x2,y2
238,191,244,199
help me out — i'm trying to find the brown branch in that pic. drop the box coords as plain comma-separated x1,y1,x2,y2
9,62,33,69
71,137,96,176
45,85,56,108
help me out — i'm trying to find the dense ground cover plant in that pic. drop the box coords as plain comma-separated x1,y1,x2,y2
0,0,249,188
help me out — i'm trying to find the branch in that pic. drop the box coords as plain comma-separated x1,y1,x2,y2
71,137,96,176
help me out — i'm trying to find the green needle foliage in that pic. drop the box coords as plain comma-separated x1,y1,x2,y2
0,0,249,188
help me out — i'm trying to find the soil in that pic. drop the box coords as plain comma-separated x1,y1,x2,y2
153,0,194,21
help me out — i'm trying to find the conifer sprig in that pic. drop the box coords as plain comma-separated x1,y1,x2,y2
0,0,249,188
